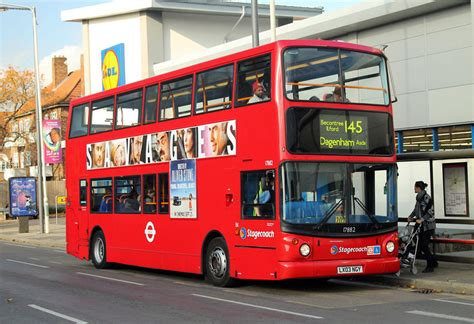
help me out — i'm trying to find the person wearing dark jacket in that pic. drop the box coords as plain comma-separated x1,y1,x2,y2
408,181,438,273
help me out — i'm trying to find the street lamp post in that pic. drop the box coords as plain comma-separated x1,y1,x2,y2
0,3,49,233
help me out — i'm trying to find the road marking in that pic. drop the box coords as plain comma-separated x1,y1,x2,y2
54,250,66,253
29,257,40,261
434,299,474,307
6,259,49,269
192,294,324,319
28,304,87,324
49,261,62,265
76,272,144,286
4,243,37,249
406,310,474,323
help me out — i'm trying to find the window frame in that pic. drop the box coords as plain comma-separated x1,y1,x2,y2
89,96,115,134
241,169,276,220
69,103,90,139
143,174,158,214
158,172,170,214
90,177,113,214
143,84,159,125
114,88,144,130
235,53,272,108
194,63,235,115
79,179,87,206
159,75,194,122
282,46,391,107
114,175,142,214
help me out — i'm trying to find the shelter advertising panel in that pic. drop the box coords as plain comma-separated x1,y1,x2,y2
43,120,62,164
443,163,469,216
170,159,196,219
9,177,37,217
86,120,236,170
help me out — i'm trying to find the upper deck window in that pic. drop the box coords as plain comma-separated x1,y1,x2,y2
90,97,114,134
284,47,389,105
144,85,158,124
69,103,89,138
236,54,271,106
115,89,142,129
160,76,193,121
195,64,234,114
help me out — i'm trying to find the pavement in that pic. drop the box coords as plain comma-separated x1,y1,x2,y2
1,217,473,296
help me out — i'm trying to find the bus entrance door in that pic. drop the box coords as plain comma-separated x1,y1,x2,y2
232,169,277,280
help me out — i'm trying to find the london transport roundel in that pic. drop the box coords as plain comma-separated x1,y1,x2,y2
144,221,156,243
102,50,120,90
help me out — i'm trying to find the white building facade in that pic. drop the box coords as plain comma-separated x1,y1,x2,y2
63,0,473,239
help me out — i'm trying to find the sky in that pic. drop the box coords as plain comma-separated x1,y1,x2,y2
0,0,363,85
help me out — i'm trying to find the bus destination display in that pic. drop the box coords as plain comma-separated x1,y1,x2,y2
319,113,368,150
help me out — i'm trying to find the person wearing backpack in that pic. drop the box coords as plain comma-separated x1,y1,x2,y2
408,181,438,273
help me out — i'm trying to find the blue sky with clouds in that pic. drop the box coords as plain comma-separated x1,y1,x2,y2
0,0,362,83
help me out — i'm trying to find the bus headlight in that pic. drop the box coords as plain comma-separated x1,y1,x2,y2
299,243,311,257
386,241,395,253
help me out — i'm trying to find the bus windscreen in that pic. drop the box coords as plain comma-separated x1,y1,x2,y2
286,108,393,156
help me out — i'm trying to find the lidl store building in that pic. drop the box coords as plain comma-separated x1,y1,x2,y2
63,0,473,259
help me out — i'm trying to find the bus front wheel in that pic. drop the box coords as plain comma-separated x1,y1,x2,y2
205,237,236,287
91,230,109,269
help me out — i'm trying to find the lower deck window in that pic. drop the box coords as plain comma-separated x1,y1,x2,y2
115,176,141,213
90,178,112,213
241,170,275,219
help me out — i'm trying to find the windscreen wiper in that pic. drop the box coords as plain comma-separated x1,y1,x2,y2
353,196,380,226
314,198,343,231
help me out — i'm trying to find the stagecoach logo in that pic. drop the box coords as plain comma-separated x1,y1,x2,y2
239,227,247,239
144,221,156,243
239,227,274,240
330,246,376,255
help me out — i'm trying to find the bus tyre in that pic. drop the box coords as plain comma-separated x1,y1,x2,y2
205,237,235,287
91,231,109,269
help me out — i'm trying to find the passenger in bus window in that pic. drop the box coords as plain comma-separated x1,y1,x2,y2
331,87,350,103
111,140,126,166
183,128,196,158
99,188,112,212
92,142,105,168
130,136,143,165
157,132,171,161
144,188,156,213
209,122,229,156
247,82,269,104
123,187,140,212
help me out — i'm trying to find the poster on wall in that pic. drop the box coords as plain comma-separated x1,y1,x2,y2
443,163,469,216
170,159,196,219
9,177,38,217
43,119,62,164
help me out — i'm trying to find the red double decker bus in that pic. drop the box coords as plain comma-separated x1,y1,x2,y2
66,40,399,286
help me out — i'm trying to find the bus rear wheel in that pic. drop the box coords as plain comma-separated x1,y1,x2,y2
91,230,109,269
205,237,236,287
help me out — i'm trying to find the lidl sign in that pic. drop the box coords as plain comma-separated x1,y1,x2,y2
101,43,125,90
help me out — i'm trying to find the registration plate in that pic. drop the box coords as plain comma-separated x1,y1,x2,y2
337,265,363,274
